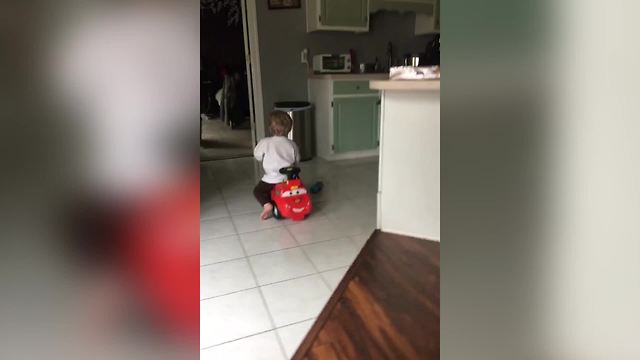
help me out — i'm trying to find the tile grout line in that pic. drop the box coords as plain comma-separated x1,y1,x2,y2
201,194,374,239
201,159,378,357
207,185,289,356
200,230,365,268
282,225,333,293
200,316,317,352
224,191,290,360
201,197,370,238
200,264,352,302
200,223,283,242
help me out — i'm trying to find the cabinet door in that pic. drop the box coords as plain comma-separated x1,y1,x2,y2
414,0,439,34
321,0,368,28
371,0,433,14
333,97,378,153
434,0,440,31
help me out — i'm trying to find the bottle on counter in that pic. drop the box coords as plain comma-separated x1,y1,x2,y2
386,42,393,72
422,34,440,66
349,48,358,73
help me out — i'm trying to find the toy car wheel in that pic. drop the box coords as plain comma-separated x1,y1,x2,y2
272,203,283,219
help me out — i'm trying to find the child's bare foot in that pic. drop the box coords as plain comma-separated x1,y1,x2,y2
260,203,273,220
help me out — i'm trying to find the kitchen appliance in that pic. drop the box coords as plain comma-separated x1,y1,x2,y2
403,54,421,67
312,54,352,73
349,49,357,73
421,34,440,66
359,63,376,73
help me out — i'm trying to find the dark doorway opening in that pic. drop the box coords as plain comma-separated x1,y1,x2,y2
200,0,253,161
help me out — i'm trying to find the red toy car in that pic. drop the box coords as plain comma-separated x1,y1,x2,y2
271,167,312,221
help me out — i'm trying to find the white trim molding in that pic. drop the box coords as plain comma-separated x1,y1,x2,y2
242,0,265,142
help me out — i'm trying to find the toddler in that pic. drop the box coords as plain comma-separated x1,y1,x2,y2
253,111,300,220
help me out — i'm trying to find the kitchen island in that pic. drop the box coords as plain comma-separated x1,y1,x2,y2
370,79,440,240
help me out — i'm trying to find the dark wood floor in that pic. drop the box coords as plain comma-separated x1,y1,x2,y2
292,230,440,360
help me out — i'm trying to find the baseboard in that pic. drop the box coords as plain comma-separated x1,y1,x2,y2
380,227,440,242
319,149,379,161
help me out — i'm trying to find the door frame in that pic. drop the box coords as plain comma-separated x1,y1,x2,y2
240,0,265,145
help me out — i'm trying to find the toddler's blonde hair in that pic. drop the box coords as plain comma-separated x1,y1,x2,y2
269,110,293,137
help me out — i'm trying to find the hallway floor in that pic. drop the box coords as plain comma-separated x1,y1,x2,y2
200,156,378,359
200,116,253,161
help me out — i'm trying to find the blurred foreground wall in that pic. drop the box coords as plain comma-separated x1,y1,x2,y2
0,1,200,359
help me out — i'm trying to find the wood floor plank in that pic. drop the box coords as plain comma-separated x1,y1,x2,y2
292,230,440,360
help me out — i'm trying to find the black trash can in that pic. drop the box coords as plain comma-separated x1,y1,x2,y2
274,101,315,161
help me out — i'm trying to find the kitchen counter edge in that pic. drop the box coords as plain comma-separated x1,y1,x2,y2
309,73,389,80
369,79,440,91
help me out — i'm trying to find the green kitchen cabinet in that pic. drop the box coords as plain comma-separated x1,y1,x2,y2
414,0,439,34
309,77,382,161
370,0,434,14
321,0,368,27
333,97,379,153
307,0,370,32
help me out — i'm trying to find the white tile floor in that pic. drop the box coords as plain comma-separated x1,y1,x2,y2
200,156,378,359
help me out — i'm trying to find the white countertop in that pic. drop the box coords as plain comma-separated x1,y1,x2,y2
309,73,389,80
370,80,440,91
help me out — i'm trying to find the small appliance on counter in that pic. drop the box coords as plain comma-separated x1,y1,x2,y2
421,34,440,66
349,49,357,73
312,54,352,73
403,54,421,67
358,63,375,73
386,42,394,72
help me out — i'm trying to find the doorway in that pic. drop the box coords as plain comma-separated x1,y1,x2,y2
200,0,259,162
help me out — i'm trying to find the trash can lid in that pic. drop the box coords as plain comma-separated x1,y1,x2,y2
274,101,312,112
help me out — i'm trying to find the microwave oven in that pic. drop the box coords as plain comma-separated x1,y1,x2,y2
312,54,352,73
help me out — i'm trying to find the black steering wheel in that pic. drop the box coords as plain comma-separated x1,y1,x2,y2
279,166,301,180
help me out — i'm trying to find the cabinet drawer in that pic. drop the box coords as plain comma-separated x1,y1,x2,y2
333,80,378,95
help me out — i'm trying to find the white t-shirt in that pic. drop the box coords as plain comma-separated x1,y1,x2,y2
254,136,300,184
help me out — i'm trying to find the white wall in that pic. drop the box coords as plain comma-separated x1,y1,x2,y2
377,89,440,240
